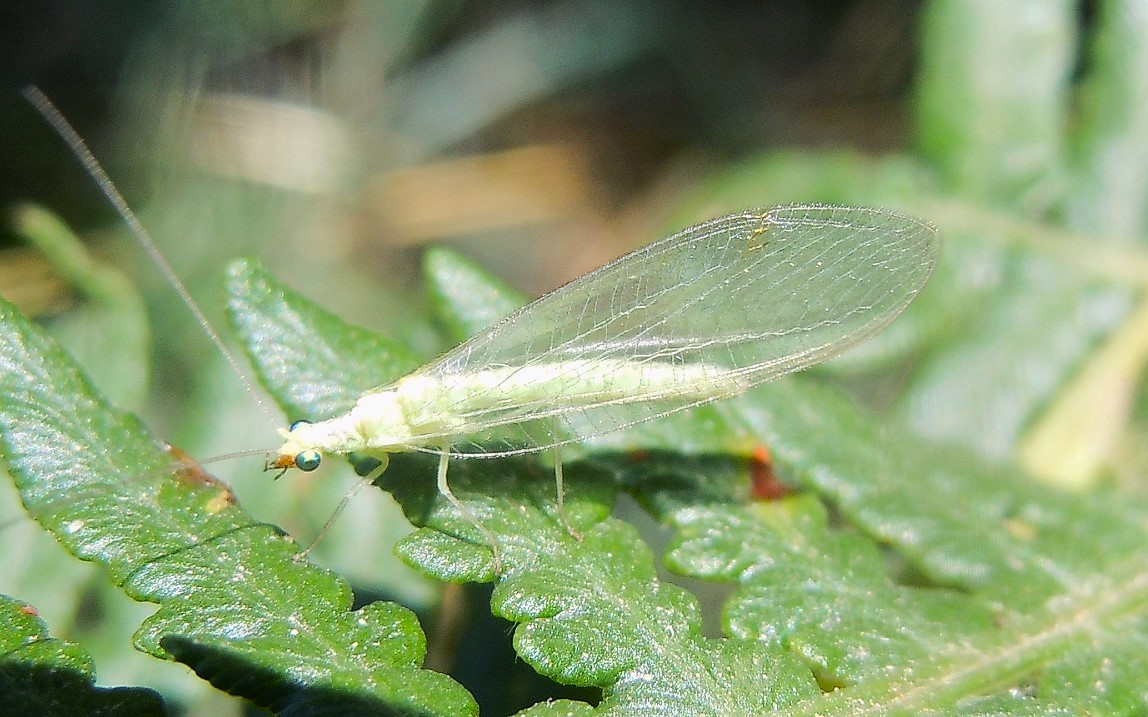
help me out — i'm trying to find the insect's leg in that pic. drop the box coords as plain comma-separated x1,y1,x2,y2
552,448,582,541
298,455,389,559
435,447,503,575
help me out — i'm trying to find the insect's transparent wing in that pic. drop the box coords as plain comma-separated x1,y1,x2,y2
409,205,940,454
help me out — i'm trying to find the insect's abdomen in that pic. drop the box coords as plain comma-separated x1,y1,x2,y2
394,360,742,438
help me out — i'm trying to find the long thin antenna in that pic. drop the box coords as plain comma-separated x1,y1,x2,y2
22,85,279,428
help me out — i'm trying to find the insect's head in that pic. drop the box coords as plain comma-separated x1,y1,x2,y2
266,419,323,478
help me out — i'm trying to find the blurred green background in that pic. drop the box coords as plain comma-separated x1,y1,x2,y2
3,1,1147,714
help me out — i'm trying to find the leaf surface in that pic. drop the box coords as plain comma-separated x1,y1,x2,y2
0,594,165,717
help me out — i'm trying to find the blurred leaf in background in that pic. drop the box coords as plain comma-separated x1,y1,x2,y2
2,1,1148,715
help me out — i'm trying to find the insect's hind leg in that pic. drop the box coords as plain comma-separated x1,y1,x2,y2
436,447,503,575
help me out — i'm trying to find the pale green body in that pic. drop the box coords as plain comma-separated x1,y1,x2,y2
280,360,743,458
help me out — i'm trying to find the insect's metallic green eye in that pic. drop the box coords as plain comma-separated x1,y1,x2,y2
289,419,311,432
294,450,321,472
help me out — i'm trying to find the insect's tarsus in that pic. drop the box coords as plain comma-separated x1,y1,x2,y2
21,85,279,429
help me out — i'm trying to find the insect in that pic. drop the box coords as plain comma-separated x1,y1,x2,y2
270,204,940,560
26,87,941,571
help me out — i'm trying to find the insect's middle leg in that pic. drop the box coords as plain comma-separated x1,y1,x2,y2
435,446,503,575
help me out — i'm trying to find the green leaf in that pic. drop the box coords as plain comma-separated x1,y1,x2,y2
514,700,596,717
1065,1,1148,237
225,258,423,422
423,246,528,343
895,245,1132,458
660,378,1148,713
0,296,476,715
917,1,1075,202
0,594,165,717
